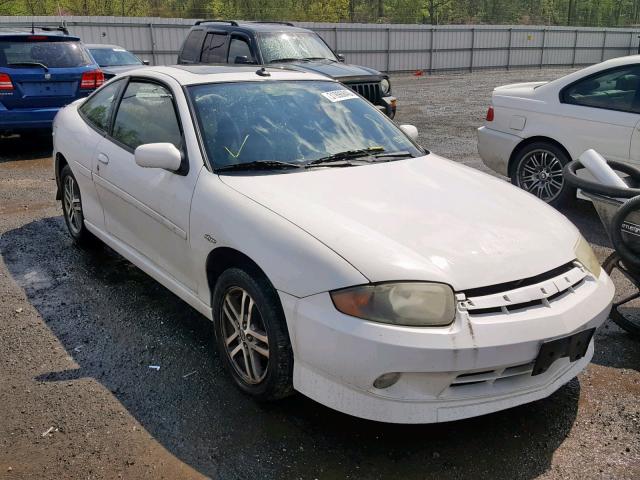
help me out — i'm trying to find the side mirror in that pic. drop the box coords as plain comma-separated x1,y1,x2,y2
142,59,150,65
399,124,419,141
336,53,345,63
234,55,254,64
134,143,182,172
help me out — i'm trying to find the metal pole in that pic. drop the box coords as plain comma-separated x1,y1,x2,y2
334,26,338,52
429,28,434,74
148,23,157,65
571,29,578,67
386,27,391,73
601,30,607,62
637,35,640,55
469,27,475,72
506,28,512,71
540,28,546,69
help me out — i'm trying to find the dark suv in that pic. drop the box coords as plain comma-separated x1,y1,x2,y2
177,20,396,118
0,27,103,134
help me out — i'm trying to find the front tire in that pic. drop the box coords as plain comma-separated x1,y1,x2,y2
60,165,97,247
511,141,573,207
212,267,294,401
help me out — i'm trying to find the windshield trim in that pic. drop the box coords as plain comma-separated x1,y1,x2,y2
186,79,427,174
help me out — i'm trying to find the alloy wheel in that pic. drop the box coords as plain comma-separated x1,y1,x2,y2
221,286,270,384
63,175,83,235
517,149,565,202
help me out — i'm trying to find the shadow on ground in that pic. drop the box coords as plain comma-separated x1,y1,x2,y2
1,217,584,479
0,133,52,163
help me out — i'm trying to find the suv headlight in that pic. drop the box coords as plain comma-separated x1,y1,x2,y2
330,282,455,327
380,78,391,95
575,235,601,277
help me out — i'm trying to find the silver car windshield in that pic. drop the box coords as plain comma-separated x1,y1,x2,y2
188,80,422,169
258,32,336,63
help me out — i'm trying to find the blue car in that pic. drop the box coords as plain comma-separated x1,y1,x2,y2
0,29,103,134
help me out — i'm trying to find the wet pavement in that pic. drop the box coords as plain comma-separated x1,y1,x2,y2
1,70,639,479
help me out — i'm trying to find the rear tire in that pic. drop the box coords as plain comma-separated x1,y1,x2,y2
212,266,294,401
511,141,573,208
60,165,97,247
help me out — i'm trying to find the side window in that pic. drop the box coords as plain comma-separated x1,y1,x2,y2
562,65,640,114
228,36,254,64
111,81,182,151
201,32,229,63
180,29,206,62
79,80,123,132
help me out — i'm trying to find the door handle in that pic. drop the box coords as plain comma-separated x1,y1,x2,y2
97,153,109,165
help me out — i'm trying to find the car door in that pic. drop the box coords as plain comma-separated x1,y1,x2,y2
557,64,640,162
92,78,198,290
632,119,640,163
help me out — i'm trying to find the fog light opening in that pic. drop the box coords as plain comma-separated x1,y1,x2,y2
373,372,401,389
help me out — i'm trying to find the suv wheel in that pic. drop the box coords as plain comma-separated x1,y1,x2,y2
511,141,573,207
212,267,294,401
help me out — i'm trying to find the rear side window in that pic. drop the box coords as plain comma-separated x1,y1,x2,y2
180,30,206,62
112,81,182,151
201,33,229,63
561,65,640,114
79,80,124,132
0,40,92,68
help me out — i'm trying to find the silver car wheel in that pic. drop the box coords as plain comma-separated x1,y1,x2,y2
516,149,565,203
221,286,270,385
63,175,83,235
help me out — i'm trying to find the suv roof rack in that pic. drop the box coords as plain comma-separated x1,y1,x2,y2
0,24,70,36
248,21,295,27
194,19,239,26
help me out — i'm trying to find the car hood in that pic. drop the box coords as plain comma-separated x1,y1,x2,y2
493,81,548,98
281,60,382,81
219,155,579,291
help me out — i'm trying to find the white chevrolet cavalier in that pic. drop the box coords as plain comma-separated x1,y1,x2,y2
53,66,614,423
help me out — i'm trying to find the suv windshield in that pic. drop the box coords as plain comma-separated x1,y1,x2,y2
89,47,142,67
258,32,336,64
0,40,93,68
188,80,422,170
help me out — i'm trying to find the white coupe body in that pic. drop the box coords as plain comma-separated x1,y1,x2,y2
478,55,640,204
53,66,613,423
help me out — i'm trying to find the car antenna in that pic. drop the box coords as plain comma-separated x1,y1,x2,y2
256,66,270,77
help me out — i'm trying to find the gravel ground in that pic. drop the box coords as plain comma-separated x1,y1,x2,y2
1,68,639,480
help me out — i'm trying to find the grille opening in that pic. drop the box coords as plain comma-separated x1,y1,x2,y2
461,262,576,298
346,82,382,104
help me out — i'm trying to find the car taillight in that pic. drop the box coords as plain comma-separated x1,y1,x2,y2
486,106,494,122
80,69,105,89
0,73,13,91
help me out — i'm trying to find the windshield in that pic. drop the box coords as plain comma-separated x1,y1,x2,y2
0,40,92,68
258,32,336,63
188,80,422,170
89,47,142,67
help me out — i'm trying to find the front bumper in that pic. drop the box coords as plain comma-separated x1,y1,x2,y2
477,126,522,177
280,269,614,424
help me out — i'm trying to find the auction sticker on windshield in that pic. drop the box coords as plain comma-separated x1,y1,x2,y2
321,89,359,102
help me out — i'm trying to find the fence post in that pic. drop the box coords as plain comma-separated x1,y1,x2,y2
539,28,546,69
148,23,157,65
601,30,607,61
386,27,391,73
469,27,475,72
429,28,435,74
571,29,578,67
506,28,512,71
334,26,338,52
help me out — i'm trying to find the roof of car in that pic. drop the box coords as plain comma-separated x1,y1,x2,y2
124,65,335,85
85,43,127,49
0,31,80,41
194,21,311,33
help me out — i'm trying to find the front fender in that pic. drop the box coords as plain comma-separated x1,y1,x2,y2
190,171,368,302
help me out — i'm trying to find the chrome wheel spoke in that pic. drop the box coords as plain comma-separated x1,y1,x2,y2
520,149,564,202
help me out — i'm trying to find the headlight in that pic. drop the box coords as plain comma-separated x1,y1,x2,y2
330,282,455,327
574,235,601,277
380,78,391,95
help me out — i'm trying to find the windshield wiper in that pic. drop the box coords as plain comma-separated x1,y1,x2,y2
215,160,302,173
305,147,385,167
7,62,49,71
301,57,335,62
369,151,416,161
268,57,309,63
